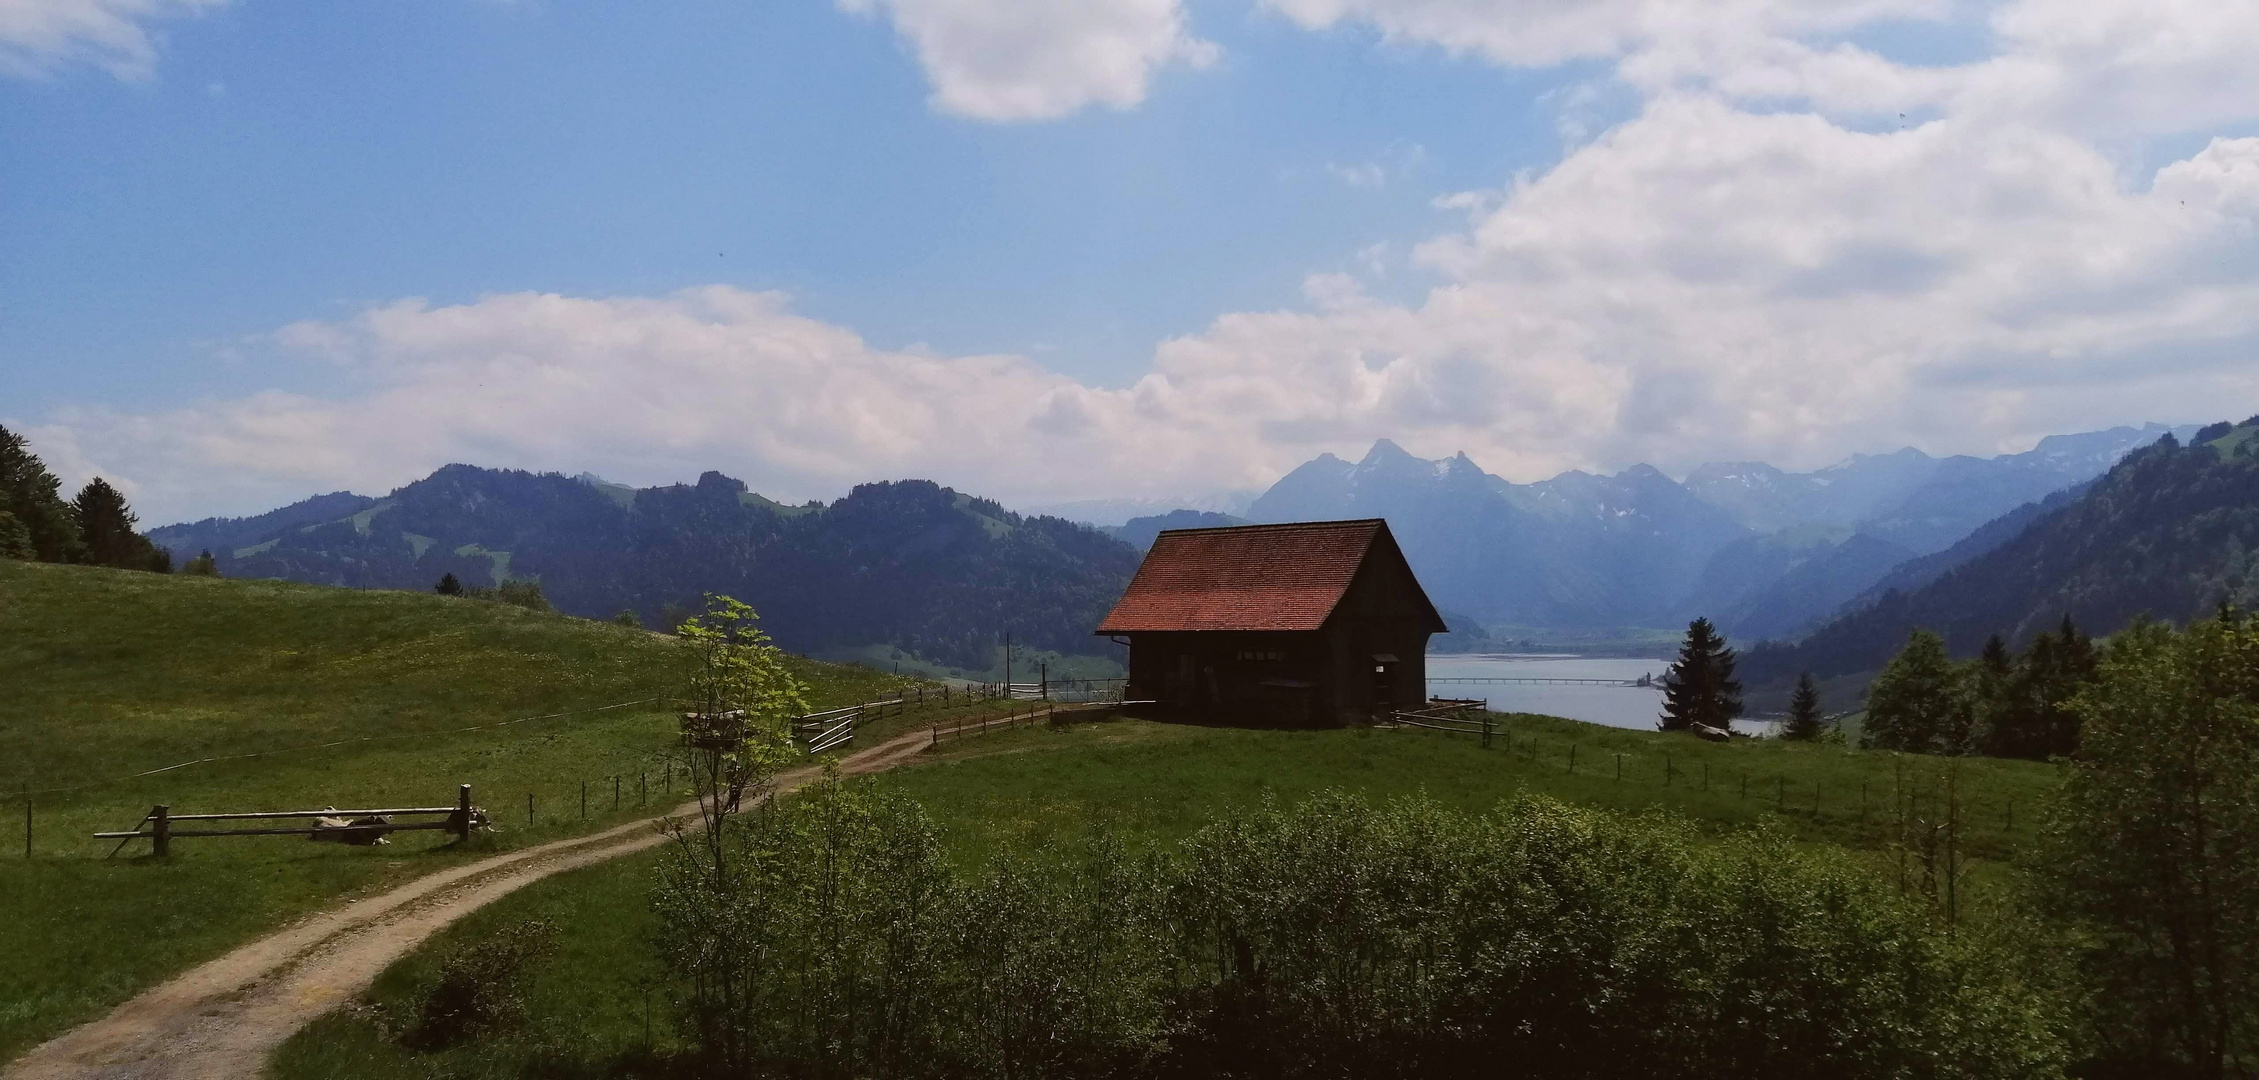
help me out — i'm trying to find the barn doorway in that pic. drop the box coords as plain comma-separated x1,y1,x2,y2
1371,654,1400,711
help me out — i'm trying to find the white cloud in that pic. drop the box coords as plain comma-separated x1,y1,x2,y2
28,0,2259,523
0,0,223,79
838,0,1216,121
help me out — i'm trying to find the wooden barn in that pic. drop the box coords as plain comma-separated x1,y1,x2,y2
1094,519,1447,726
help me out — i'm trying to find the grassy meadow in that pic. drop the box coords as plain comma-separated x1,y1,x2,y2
270,709,2064,1078
0,559,910,1064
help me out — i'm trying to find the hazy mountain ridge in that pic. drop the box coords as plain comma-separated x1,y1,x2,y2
1235,425,2193,637
1102,510,1251,551
1743,420,2259,683
152,466,1139,671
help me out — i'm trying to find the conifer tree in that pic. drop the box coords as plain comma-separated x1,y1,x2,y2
1783,673,1824,740
1659,617,1743,732
71,478,166,571
0,424,86,563
436,572,464,596
184,550,219,576
0,509,31,560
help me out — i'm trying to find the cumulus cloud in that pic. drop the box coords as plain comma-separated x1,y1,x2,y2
28,0,2259,523
838,0,1216,121
0,0,223,78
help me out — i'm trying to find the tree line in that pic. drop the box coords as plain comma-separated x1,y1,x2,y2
0,424,190,574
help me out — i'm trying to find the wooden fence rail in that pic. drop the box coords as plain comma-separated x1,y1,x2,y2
94,785,486,856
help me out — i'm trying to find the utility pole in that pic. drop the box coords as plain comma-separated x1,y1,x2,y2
1003,631,1011,697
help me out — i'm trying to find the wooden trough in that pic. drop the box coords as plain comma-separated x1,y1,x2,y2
96,785,488,856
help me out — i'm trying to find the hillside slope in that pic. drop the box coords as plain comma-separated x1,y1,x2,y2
0,558,899,1066
150,468,1140,671
1743,420,2259,682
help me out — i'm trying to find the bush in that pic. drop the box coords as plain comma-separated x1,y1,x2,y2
652,784,2068,1079
410,918,559,1049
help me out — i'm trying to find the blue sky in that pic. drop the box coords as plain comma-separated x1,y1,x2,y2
4,3,1572,409
5,0,2258,523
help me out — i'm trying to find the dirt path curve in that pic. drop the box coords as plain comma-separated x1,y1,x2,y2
2,725,950,1080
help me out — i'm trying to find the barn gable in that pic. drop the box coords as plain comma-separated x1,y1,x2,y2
1095,519,1444,635
1095,519,1446,725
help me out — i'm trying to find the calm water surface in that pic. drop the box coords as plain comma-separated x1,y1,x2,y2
1425,653,1773,735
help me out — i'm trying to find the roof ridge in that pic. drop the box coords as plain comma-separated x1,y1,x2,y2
1150,517,1385,538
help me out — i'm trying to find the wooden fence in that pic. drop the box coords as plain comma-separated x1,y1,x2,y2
1389,699,1498,748
94,785,487,856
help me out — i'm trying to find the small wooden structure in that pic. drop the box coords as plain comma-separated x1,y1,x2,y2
1094,519,1447,725
96,785,486,856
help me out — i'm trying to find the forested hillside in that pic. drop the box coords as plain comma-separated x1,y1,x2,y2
149,467,1140,671
1744,419,2259,682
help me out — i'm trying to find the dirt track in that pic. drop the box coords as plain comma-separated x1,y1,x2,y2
1,726,945,1080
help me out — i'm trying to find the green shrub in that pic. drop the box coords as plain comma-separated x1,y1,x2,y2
651,783,2068,1079
410,918,559,1049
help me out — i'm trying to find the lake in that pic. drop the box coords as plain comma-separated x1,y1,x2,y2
1425,653,1774,735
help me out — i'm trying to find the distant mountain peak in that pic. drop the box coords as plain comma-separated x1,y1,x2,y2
1358,438,1416,466
696,470,748,494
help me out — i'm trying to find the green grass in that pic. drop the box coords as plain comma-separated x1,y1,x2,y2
880,711,2059,865
271,708,2065,1078
269,848,676,1080
0,558,901,1065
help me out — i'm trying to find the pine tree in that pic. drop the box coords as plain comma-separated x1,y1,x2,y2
71,478,166,571
1783,673,1823,740
1659,617,1743,732
436,572,464,596
0,424,86,564
0,509,31,560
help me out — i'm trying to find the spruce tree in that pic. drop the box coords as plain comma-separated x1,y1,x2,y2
184,550,219,576
0,509,31,560
1659,617,1743,732
436,572,464,596
71,478,165,571
0,424,86,563
1783,673,1823,740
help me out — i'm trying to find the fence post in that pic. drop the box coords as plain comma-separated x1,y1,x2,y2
1569,745,1577,773
528,793,534,826
641,773,647,808
1482,717,1492,750
24,798,31,860
1615,754,1622,781
614,776,621,810
152,804,170,858
1665,755,1672,786
582,781,587,820
455,784,473,843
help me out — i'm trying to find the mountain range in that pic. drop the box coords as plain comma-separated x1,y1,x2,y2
152,419,2206,675
1742,419,2259,682
151,468,1138,673
1218,424,2194,639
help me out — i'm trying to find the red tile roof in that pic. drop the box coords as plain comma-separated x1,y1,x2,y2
1096,519,1404,633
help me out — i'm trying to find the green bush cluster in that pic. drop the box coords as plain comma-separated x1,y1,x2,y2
1865,619,2097,759
653,778,2068,1080
411,918,560,1049
2045,612,2259,1078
